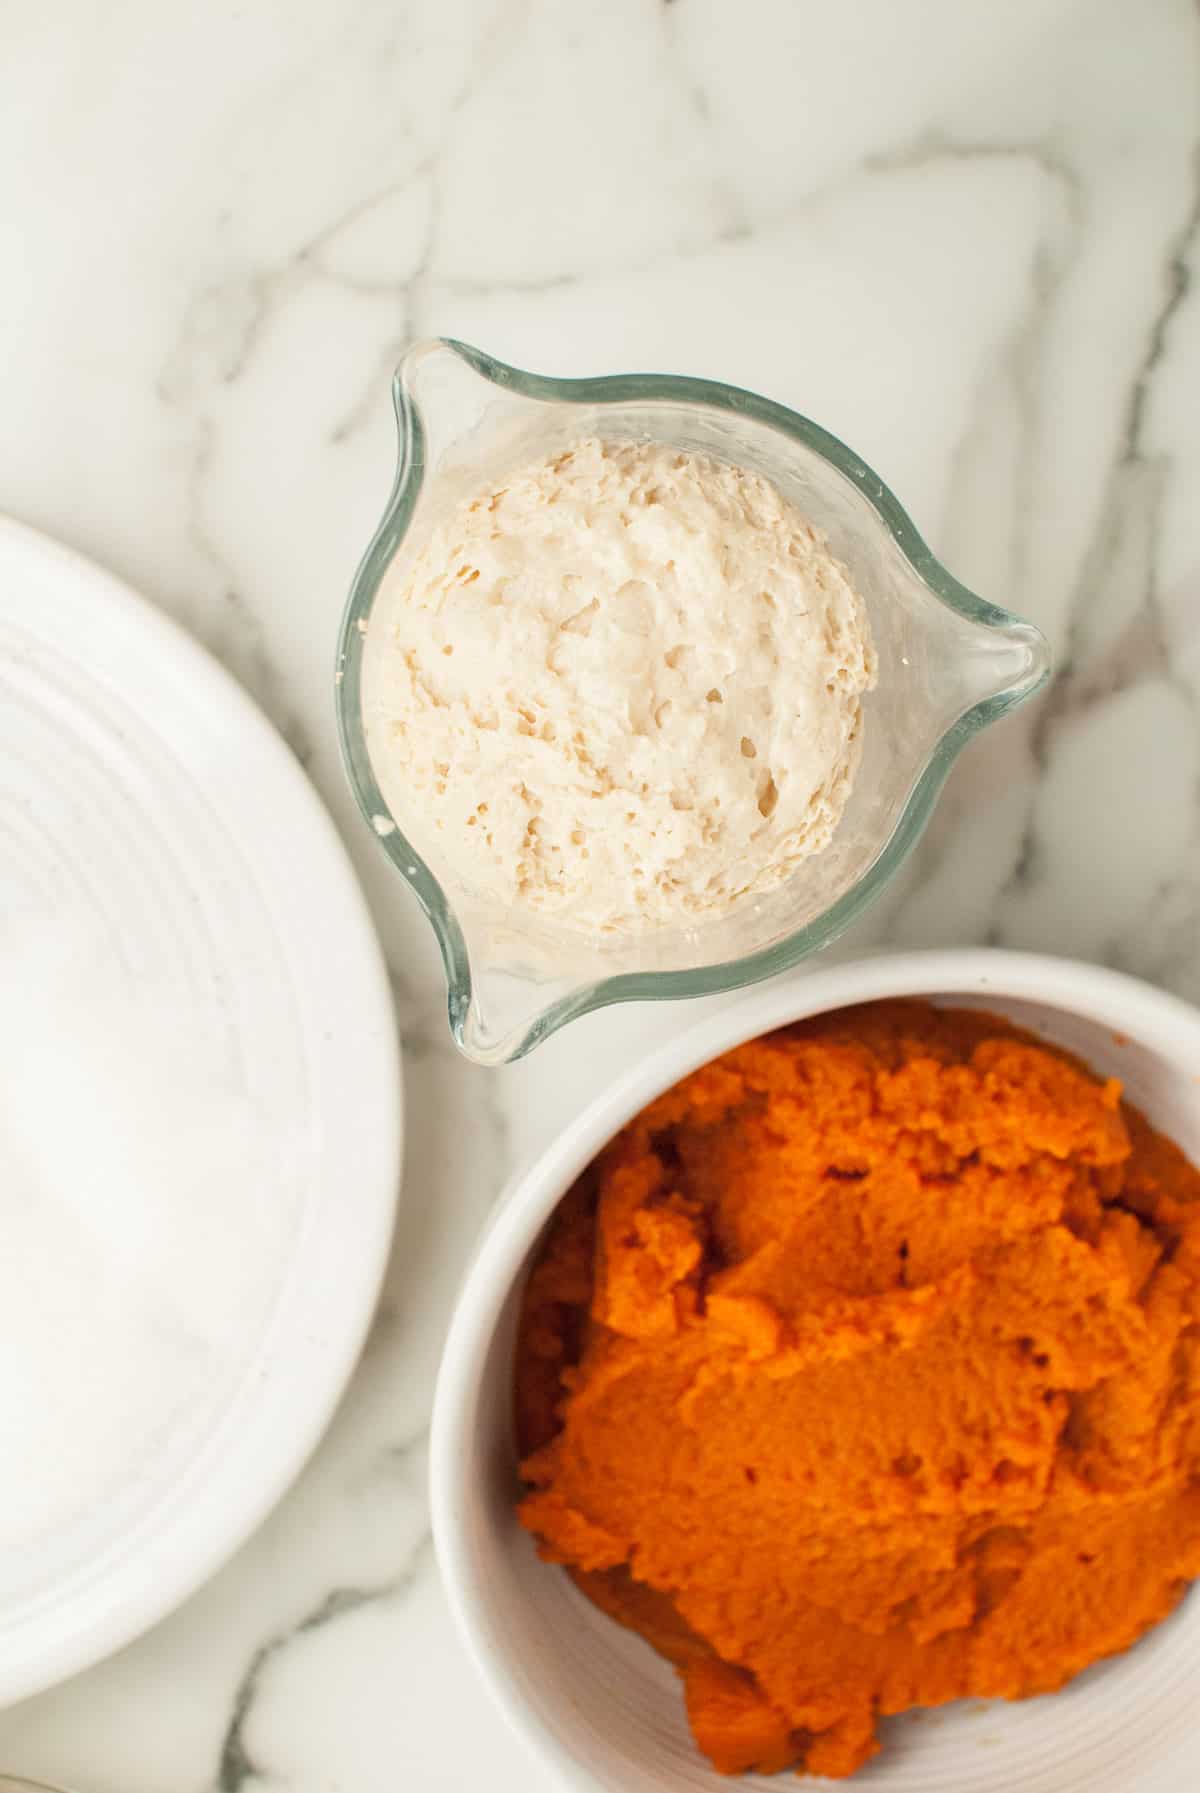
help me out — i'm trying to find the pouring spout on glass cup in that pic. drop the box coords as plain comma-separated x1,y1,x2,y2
336,340,1050,1065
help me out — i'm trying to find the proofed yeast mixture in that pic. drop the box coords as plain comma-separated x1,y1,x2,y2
362,439,876,931
515,1001,1200,1779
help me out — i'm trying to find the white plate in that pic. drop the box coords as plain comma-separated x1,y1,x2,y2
0,517,401,1705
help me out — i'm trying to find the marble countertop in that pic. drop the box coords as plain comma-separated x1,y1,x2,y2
2,2,1198,1788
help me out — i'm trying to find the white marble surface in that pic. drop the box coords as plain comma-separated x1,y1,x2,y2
2,1,1199,1787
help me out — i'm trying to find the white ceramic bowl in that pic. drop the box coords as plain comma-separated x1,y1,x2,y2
431,949,1200,1793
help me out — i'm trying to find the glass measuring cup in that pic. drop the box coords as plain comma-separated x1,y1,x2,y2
336,340,1050,1065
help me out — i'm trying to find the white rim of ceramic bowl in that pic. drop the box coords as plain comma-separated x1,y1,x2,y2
430,946,1200,1792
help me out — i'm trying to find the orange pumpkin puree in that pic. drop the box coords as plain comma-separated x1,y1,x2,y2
514,1001,1200,1779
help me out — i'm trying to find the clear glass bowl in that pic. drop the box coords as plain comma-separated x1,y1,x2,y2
336,340,1050,1065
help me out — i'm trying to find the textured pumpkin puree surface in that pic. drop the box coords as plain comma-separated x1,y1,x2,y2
514,1001,1200,1779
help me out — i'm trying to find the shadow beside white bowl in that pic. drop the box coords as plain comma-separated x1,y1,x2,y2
431,949,1200,1793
